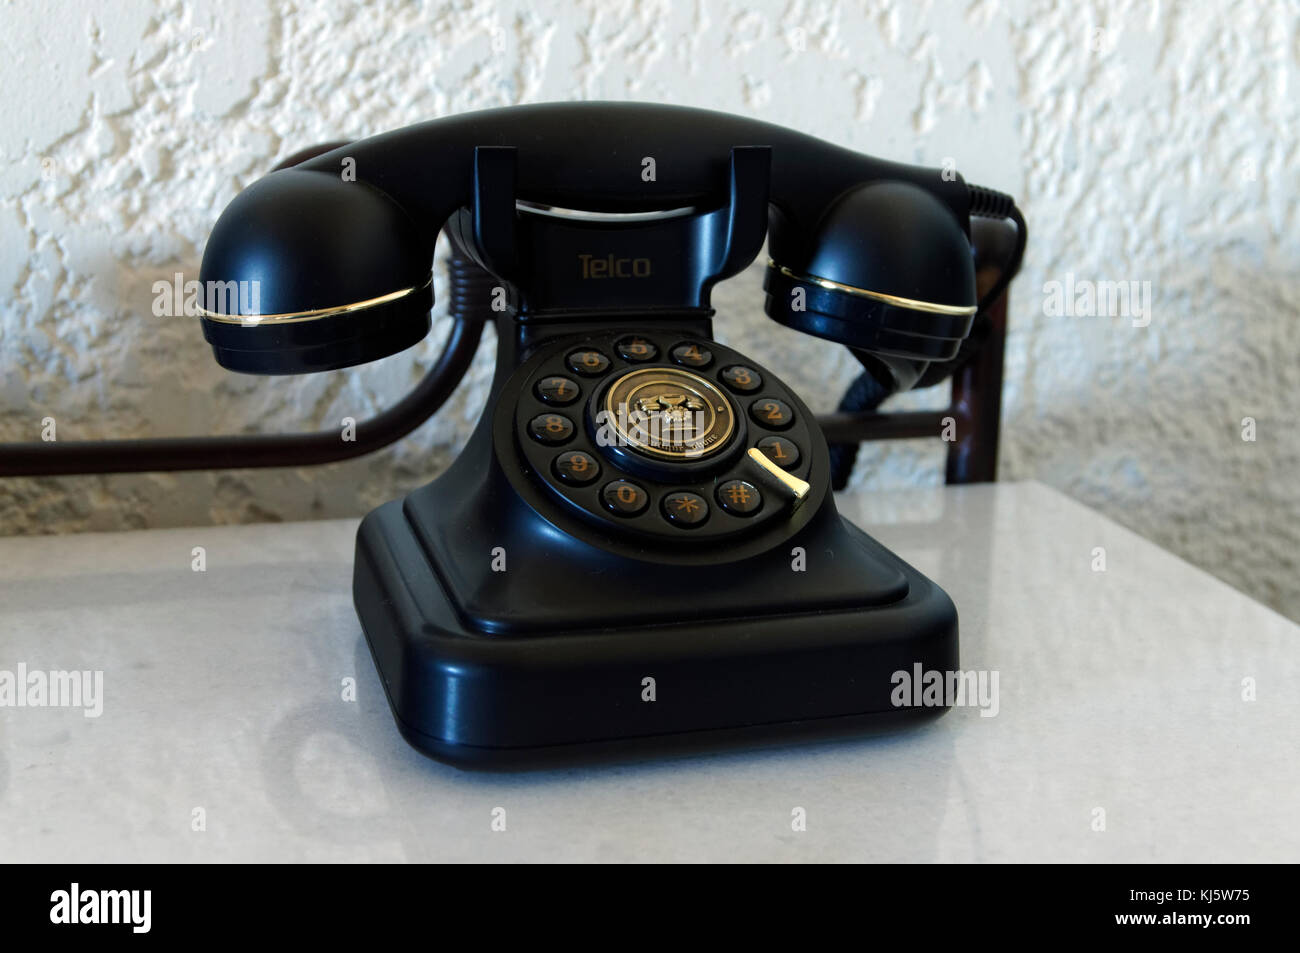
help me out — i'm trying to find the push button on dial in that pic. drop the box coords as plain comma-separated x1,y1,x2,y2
566,349,611,376
661,491,709,527
756,435,800,468
528,413,575,445
671,342,713,368
616,337,658,362
720,365,762,393
552,451,600,485
749,397,794,430
535,375,580,406
716,480,762,516
601,479,649,516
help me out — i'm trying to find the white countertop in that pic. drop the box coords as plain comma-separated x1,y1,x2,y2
0,481,1295,862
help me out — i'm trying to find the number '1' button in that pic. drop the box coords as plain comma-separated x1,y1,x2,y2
756,435,800,469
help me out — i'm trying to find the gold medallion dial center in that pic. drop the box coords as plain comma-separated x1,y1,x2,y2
602,367,735,460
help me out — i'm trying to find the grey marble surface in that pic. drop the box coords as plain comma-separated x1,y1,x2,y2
0,481,1295,862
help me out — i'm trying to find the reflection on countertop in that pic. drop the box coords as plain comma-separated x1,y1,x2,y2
0,482,1294,862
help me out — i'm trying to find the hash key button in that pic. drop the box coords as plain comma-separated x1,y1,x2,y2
716,480,762,516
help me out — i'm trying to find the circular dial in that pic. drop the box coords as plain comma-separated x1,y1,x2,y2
601,366,735,461
509,331,818,543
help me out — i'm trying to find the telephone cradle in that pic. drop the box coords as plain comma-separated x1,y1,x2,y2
195,103,1024,767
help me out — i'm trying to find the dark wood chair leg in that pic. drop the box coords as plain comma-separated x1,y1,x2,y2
945,290,1007,484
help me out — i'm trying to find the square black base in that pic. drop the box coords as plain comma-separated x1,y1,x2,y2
353,499,958,769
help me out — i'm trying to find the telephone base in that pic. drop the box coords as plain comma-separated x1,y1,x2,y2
353,499,958,770
389,704,948,771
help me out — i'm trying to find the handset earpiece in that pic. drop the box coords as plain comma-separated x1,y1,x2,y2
198,169,434,374
762,181,978,372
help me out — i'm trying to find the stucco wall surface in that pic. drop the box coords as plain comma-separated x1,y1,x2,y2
1,0,1296,620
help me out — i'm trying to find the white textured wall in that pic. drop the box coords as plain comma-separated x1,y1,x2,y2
1,0,1297,620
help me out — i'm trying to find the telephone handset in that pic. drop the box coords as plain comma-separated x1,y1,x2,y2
197,102,1025,767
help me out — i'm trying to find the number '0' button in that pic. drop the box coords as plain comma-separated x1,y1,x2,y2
601,480,649,516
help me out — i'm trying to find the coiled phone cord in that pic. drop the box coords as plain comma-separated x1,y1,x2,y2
967,187,1028,317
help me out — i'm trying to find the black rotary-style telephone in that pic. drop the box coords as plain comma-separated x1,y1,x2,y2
191,102,1025,767
158,103,1024,765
